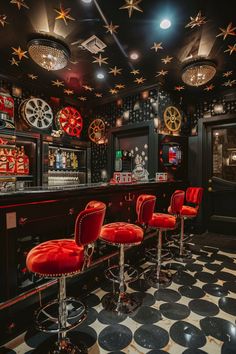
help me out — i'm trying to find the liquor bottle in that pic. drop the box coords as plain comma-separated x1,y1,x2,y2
115,150,122,171
22,146,29,175
74,153,78,170
55,149,60,170
49,150,55,169
16,147,25,175
0,148,8,173
62,151,66,169
66,152,71,169
7,148,16,174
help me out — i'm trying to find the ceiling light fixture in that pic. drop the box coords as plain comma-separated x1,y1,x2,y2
28,37,70,71
130,52,139,60
181,59,216,87
82,0,92,3
97,72,105,79
160,19,171,29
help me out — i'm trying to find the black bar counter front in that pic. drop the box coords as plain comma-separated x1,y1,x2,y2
0,180,185,338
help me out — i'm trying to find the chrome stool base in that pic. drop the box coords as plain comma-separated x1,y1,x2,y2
35,298,86,333
49,338,87,354
102,291,142,315
144,266,172,289
104,264,139,284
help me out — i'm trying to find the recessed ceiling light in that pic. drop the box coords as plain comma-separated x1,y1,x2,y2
130,52,139,60
97,72,105,79
160,19,171,29
82,0,92,3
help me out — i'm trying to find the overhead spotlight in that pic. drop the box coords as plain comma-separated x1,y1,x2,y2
160,19,171,29
97,72,105,79
82,0,92,3
130,52,139,60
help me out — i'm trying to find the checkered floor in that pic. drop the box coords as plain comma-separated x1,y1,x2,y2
1,242,236,354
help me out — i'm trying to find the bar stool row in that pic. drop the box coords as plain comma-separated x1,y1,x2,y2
26,187,203,353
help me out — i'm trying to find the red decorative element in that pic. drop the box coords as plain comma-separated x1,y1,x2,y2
57,106,83,137
136,194,156,225
27,201,106,276
0,90,15,129
149,213,177,229
100,222,143,244
181,205,198,217
169,190,185,215
186,187,203,205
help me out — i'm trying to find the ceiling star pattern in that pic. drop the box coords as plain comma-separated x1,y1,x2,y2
222,79,236,87
204,84,214,91
64,88,74,95
27,74,38,80
0,0,235,101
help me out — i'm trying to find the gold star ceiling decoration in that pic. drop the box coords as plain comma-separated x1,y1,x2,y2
92,54,108,67
161,56,173,64
156,70,168,77
82,85,94,92
185,11,207,29
12,46,28,60
119,0,143,18
28,74,38,80
10,0,29,10
0,14,8,27
116,84,125,89
104,22,119,34
174,85,185,91
222,79,236,87
151,42,163,52
130,69,140,75
54,5,75,26
216,22,236,40
134,77,146,84
52,80,64,87
204,84,214,91
109,88,118,95
78,96,87,101
109,66,122,76
95,93,103,98
223,71,233,77
9,57,19,66
224,43,236,55
64,88,74,95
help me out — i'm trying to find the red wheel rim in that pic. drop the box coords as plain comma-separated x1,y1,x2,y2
57,106,83,137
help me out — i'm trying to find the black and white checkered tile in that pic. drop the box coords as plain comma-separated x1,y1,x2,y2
1,243,236,354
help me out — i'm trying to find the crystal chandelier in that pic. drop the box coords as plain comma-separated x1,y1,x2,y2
182,59,216,87
28,38,70,71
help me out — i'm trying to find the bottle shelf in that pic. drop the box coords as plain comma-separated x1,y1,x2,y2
0,174,33,179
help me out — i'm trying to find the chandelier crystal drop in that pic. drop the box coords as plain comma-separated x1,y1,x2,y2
28,38,70,71
182,59,216,87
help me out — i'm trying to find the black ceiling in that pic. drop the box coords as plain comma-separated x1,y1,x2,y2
0,0,235,104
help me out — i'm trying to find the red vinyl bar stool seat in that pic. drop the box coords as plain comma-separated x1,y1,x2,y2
170,187,203,262
26,201,106,354
145,190,185,289
100,194,156,314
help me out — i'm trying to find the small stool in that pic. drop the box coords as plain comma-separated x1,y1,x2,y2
100,194,156,314
26,201,106,354
170,187,203,262
145,190,185,289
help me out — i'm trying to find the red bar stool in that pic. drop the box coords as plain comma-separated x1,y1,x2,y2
26,201,106,354
145,190,185,289
100,194,156,314
170,187,203,262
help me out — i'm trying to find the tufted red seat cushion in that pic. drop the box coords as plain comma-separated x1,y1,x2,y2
148,213,177,230
181,205,198,217
100,222,143,244
26,239,84,277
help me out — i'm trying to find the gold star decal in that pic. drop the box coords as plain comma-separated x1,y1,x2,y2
0,14,8,27
54,5,75,26
204,84,214,91
161,56,173,64
52,80,64,87
109,66,122,76
151,42,163,52
134,77,146,84
130,69,140,75
64,89,74,95
104,22,119,34
12,46,28,60
78,96,87,101
156,69,168,77
10,0,29,10
224,43,236,55
28,74,38,80
109,88,118,95
216,23,236,40
92,54,108,67
116,84,125,89
185,11,207,29
119,0,143,18
222,79,236,87
95,93,103,98
9,57,19,66
174,85,185,91
223,71,233,77
82,85,94,92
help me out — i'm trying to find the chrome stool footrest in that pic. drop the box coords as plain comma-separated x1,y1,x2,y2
146,248,172,263
171,233,193,244
104,264,139,284
102,291,142,315
35,298,87,334
144,266,172,289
